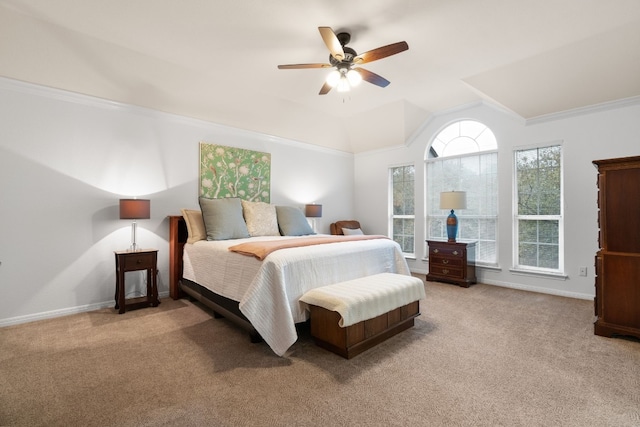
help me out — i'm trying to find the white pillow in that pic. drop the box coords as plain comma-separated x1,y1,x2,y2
342,227,364,235
241,200,280,236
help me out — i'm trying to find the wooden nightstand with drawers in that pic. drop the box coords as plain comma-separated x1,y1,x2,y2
426,240,477,288
114,249,160,314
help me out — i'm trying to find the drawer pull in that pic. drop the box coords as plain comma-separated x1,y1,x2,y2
442,269,449,275
137,259,143,264
442,259,449,264
433,249,439,254
453,250,459,255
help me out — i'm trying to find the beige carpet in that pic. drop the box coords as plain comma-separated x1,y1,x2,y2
1,279,639,427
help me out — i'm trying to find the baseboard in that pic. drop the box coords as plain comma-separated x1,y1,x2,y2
480,279,593,300
411,269,593,300
0,291,170,327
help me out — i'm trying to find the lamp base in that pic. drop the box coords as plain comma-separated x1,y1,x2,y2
129,221,141,252
446,209,458,242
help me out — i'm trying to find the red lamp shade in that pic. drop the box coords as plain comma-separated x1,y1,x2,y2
119,199,150,220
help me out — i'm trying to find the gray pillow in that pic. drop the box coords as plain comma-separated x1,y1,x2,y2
199,197,250,240
276,206,316,236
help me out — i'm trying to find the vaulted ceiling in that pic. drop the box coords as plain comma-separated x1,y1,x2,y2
1,0,639,153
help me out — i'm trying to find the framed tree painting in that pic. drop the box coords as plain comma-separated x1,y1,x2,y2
199,142,271,202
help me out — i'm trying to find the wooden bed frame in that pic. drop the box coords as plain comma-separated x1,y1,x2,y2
168,215,262,342
169,215,418,356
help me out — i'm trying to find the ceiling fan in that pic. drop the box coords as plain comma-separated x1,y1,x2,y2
277,27,409,95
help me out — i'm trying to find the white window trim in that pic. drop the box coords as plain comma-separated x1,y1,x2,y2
388,164,416,257
512,141,565,275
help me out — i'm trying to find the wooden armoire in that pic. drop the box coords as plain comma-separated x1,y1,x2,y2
593,155,640,340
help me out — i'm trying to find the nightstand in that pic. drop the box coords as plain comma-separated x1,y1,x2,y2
114,249,159,314
426,240,477,287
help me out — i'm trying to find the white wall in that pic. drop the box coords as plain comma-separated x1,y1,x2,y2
0,78,354,325
2,75,637,325
354,100,640,299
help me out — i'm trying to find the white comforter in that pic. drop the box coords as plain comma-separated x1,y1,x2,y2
182,235,411,356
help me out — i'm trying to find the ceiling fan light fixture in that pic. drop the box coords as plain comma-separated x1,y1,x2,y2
346,69,362,86
326,70,341,87
336,76,350,93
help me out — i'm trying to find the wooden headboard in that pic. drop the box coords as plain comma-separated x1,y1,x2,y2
168,215,187,299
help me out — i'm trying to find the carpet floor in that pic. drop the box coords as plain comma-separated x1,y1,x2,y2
1,279,639,426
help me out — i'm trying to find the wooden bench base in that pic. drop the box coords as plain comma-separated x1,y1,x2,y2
308,301,420,359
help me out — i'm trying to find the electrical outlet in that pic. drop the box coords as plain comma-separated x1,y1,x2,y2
579,267,587,277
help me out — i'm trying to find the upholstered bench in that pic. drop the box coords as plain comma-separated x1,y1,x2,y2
300,273,426,358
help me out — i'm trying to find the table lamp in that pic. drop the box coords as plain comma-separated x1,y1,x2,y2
440,191,466,242
119,198,150,251
305,204,322,232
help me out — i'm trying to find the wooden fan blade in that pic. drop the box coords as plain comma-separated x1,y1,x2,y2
353,41,409,64
356,68,390,88
278,63,332,69
318,27,344,61
319,81,333,95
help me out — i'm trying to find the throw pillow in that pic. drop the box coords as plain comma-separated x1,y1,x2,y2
342,227,364,236
276,205,315,236
241,200,279,236
181,209,207,243
199,197,250,240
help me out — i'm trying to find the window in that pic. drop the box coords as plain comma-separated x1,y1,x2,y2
390,165,415,256
514,144,563,273
426,120,498,265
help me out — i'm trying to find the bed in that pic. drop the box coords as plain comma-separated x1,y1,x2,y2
168,213,411,356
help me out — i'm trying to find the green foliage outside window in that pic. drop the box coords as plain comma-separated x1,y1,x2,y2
391,165,415,254
515,145,562,270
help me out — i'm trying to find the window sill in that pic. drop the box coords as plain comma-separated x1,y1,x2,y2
509,268,568,280
478,263,501,272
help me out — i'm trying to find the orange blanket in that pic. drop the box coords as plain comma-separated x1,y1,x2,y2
228,235,389,260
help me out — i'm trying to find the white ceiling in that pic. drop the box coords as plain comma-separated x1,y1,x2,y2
1,0,639,153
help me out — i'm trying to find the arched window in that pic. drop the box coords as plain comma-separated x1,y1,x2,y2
429,120,498,158
425,120,498,265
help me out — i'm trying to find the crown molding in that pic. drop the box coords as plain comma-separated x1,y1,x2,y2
526,96,640,125
0,76,352,158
